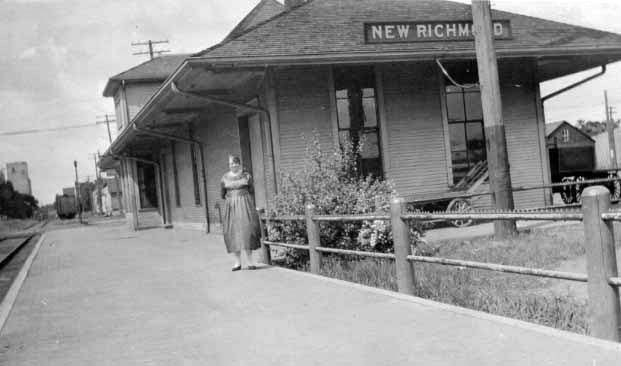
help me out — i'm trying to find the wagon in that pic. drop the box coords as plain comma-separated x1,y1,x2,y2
406,161,489,228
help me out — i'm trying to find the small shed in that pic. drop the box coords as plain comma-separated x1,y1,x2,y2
545,121,595,181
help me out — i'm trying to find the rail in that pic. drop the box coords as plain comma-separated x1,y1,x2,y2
257,186,621,342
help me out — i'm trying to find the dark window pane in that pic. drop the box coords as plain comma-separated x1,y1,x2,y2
464,91,483,120
466,122,485,151
449,123,466,151
360,131,380,159
362,97,377,127
446,92,465,121
337,99,350,128
361,158,383,178
469,148,486,163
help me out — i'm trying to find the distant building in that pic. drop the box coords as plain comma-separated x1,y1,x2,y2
593,128,621,170
6,162,32,196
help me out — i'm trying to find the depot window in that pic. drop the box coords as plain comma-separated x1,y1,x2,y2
333,65,383,179
443,61,487,185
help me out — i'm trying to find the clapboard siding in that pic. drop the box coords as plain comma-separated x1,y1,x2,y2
196,106,241,232
163,140,206,226
381,62,450,196
500,61,546,208
276,66,334,174
125,83,162,120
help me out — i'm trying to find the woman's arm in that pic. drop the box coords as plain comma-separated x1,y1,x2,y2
220,181,226,200
246,173,254,195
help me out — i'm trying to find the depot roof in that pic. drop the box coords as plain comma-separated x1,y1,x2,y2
194,0,621,62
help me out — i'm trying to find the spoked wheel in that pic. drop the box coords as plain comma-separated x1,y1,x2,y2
608,173,621,201
574,176,586,203
560,177,576,204
447,198,473,228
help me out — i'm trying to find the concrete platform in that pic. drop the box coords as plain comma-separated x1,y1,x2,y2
0,222,620,365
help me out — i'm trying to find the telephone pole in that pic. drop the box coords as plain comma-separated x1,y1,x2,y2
131,40,170,60
74,160,83,224
96,114,116,144
605,91,618,169
472,0,517,238
91,153,102,215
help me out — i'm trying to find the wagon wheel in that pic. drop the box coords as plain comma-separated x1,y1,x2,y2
560,177,576,204
608,173,621,201
574,176,586,203
447,198,473,228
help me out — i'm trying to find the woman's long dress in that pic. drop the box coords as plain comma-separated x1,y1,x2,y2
221,171,261,253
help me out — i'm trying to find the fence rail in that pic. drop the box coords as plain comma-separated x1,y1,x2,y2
258,185,621,342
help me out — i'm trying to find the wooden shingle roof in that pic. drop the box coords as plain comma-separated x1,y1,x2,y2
103,54,189,97
195,0,621,60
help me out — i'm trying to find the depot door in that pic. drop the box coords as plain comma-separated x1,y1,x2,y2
238,114,267,209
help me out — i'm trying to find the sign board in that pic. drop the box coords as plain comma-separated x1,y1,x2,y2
365,20,511,43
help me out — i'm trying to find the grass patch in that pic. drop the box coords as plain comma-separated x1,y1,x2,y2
285,223,605,335
0,219,38,236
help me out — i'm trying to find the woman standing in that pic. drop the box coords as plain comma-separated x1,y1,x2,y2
221,155,261,271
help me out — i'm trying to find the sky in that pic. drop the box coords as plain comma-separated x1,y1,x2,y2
0,0,620,205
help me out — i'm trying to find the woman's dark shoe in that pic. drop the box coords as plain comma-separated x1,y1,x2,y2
247,265,257,270
231,265,242,271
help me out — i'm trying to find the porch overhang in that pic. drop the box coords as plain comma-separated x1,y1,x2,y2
99,45,621,170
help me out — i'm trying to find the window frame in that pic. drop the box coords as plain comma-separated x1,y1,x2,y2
443,81,487,185
332,65,384,179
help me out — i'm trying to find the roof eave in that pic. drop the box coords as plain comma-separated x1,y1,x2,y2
190,46,621,68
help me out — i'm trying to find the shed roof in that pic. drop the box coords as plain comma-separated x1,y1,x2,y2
195,0,621,61
545,121,594,142
103,54,189,97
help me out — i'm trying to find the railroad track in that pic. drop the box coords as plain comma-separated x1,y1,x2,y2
0,220,48,275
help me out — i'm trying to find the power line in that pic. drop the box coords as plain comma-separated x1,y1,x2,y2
95,114,116,144
0,123,99,136
131,40,170,60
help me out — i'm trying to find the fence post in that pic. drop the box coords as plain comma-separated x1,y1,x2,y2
390,197,416,295
257,208,271,265
305,204,322,274
581,185,621,342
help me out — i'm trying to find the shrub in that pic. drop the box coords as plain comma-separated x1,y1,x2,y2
266,132,424,267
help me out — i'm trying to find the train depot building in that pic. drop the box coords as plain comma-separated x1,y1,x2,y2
100,0,621,231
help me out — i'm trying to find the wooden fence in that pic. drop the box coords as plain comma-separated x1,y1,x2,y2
258,185,621,342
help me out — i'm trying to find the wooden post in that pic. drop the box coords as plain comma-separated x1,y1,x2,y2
581,186,621,341
305,204,322,274
257,208,271,265
472,0,517,238
605,91,618,169
125,159,139,231
390,197,415,295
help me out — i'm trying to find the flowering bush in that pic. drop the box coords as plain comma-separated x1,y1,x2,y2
266,132,425,266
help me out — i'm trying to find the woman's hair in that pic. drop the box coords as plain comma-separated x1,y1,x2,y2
228,155,241,165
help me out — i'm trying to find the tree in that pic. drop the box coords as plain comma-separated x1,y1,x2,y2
0,181,39,219
577,119,621,136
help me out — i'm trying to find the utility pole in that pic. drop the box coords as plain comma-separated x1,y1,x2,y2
605,91,618,169
96,114,116,144
74,160,83,224
131,40,170,60
92,153,102,215
472,0,517,238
